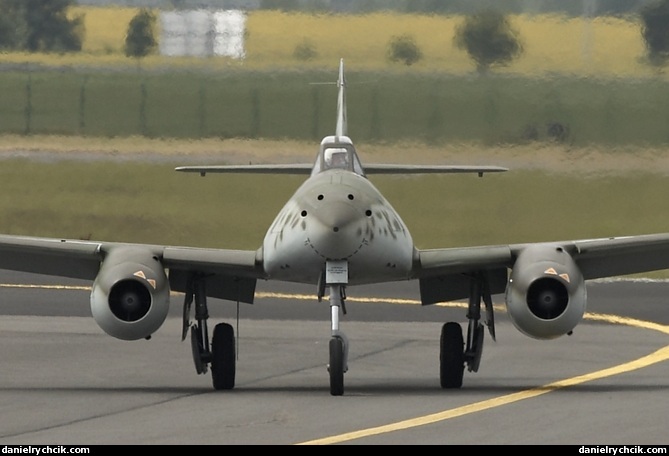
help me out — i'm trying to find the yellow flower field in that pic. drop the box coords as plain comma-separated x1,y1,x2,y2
0,7,655,78
245,11,648,76
71,6,140,54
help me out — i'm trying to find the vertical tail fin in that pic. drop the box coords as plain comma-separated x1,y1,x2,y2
335,58,347,137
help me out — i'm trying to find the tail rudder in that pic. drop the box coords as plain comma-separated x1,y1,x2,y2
335,58,347,137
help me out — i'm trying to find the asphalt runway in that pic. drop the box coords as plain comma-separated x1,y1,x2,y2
0,270,668,445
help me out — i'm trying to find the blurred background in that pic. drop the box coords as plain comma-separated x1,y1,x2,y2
0,0,668,146
3,1,669,257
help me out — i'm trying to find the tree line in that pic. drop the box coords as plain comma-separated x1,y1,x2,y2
0,0,156,58
259,0,651,16
77,0,658,17
4,0,669,71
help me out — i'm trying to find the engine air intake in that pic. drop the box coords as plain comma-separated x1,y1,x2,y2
109,279,152,322
527,278,569,320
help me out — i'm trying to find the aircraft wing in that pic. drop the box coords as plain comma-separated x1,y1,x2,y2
549,233,669,279
0,234,265,303
413,233,669,304
175,164,313,175
0,234,112,280
362,164,508,175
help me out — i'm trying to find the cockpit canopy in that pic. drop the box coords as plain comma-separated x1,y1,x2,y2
312,136,365,176
325,148,349,169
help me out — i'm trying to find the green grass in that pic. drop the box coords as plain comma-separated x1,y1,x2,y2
3,69,669,146
1,159,667,256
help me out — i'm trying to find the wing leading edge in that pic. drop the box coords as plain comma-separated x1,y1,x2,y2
413,232,669,305
0,234,265,303
416,233,669,278
5,229,668,303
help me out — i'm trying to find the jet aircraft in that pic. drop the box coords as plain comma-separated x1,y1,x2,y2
2,59,669,395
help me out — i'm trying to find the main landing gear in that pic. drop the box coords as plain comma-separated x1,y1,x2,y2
182,275,236,390
179,268,495,393
440,272,496,389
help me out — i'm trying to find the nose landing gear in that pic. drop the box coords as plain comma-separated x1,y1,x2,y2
324,261,349,396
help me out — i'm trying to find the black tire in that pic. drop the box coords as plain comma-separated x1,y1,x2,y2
329,337,345,396
440,322,465,389
211,323,236,390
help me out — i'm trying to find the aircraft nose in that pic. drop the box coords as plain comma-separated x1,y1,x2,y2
308,200,366,259
317,201,360,233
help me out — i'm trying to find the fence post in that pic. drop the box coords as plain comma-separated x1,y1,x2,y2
250,88,260,138
198,83,206,138
24,73,32,135
311,85,320,140
140,79,147,136
79,75,88,134
427,80,443,144
369,85,380,141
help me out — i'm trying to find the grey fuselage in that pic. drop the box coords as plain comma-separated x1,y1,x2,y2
262,137,414,285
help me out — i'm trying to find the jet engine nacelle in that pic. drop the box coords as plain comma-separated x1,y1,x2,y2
90,247,170,341
505,244,587,340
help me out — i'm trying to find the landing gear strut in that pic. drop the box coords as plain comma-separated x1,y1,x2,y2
328,283,349,396
325,261,349,396
439,272,496,389
182,275,236,390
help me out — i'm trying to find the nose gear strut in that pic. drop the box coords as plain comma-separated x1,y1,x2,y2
324,260,349,396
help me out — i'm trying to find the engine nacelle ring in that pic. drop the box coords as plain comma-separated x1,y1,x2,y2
506,244,587,340
90,247,170,341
